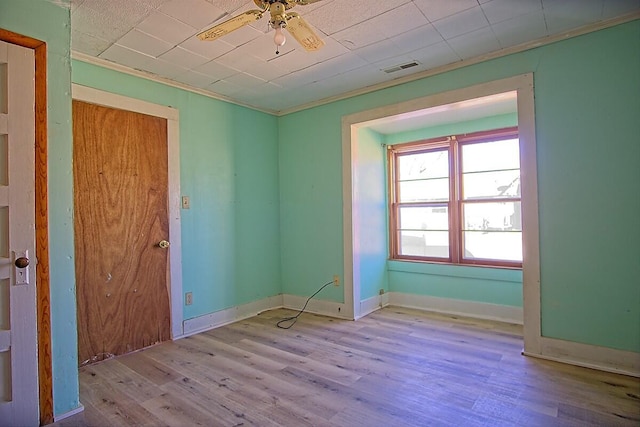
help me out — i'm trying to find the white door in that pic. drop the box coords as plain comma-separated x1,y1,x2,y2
0,40,39,426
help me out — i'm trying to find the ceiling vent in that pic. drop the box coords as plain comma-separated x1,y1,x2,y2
383,61,419,73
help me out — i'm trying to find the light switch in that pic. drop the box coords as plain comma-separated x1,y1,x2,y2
181,196,190,209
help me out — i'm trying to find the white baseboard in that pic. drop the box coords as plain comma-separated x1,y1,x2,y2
282,294,351,320
182,295,283,337
358,292,390,319
524,337,640,378
388,292,524,325
54,403,84,422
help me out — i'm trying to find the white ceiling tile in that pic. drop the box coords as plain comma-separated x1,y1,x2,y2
543,0,604,33
215,24,263,47
249,62,290,82
143,58,189,78
138,0,172,8
99,44,154,70
179,37,235,59
117,29,174,57
70,0,85,12
208,78,246,96
482,0,543,24
160,0,226,29
72,3,133,42
173,70,217,88
414,0,479,22
216,48,263,72
391,24,444,53
447,26,501,60
159,46,210,68
224,73,267,88
72,30,112,56
409,41,461,69
136,11,198,45
491,10,547,48
243,33,296,61
305,0,412,35
602,0,640,19
333,2,429,50
354,39,402,64
194,59,239,79
432,6,491,40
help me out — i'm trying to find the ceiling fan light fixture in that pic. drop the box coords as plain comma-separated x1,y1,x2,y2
274,26,286,48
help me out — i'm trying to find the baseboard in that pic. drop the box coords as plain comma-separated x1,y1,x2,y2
523,337,640,378
358,292,390,319
282,294,351,320
54,403,84,422
182,295,283,337
388,292,524,325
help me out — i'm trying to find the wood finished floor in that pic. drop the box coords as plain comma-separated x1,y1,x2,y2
51,307,639,427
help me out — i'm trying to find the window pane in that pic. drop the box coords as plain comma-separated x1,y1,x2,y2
462,138,519,173
463,202,522,231
399,206,448,231
399,178,449,202
463,231,522,262
399,231,449,258
398,150,448,180
463,170,520,199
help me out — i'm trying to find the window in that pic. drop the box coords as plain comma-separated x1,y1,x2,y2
388,127,521,267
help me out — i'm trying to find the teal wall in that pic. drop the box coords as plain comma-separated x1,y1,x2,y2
355,128,388,300
279,20,640,353
72,61,282,319
0,0,79,416
2,0,639,417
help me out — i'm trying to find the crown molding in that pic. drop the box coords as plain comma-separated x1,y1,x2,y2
70,51,279,115
72,11,639,117
278,11,640,116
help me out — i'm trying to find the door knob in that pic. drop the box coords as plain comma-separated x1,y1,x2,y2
15,257,29,268
158,240,170,249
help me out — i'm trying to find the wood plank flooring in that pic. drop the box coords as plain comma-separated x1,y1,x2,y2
51,307,640,426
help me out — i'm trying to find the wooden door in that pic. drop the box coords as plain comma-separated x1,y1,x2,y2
0,40,39,426
73,101,171,366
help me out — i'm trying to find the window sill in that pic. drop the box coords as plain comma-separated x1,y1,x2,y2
387,259,522,283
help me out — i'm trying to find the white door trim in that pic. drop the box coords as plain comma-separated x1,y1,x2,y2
341,74,540,344
71,84,184,339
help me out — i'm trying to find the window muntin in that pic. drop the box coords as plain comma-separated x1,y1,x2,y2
389,127,521,267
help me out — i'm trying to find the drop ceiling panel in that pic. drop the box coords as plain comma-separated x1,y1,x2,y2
432,6,490,39
159,0,226,29
447,26,501,60
492,10,547,48
414,0,479,22
117,29,174,57
71,30,111,56
482,0,543,24
306,0,412,35
64,0,639,113
136,11,198,45
100,44,154,70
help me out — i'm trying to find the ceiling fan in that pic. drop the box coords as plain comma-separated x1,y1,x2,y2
197,0,325,54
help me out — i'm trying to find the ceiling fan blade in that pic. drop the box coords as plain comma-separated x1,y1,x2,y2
285,12,325,51
197,9,263,41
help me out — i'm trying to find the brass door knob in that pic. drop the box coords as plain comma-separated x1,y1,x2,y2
158,240,170,249
15,257,29,268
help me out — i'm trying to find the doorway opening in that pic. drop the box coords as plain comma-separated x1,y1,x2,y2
341,74,541,354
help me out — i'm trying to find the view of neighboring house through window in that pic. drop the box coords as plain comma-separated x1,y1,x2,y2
388,127,522,267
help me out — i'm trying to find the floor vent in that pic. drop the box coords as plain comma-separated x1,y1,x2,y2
383,61,419,73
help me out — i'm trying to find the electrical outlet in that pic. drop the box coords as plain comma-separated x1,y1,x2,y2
185,292,193,305
333,275,340,286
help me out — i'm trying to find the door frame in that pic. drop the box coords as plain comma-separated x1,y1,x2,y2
0,28,52,425
72,84,184,340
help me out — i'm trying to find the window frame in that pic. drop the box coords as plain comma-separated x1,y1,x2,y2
388,126,521,268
